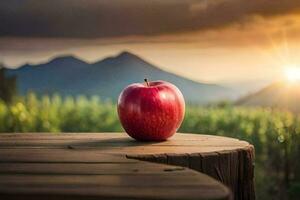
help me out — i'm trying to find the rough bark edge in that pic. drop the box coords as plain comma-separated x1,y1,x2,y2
126,145,255,200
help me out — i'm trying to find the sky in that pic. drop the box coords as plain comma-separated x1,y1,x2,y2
1,0,300,84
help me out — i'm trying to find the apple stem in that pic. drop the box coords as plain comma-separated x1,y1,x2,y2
144,78,150,87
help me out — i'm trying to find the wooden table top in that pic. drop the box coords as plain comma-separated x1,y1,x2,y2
0,132,253,200
0,132,250,154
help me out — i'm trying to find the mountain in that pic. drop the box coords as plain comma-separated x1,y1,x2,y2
6,51,236,104
236,81,300,113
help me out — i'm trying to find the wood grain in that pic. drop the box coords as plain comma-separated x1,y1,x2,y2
0,150,230,200
0,132,254,200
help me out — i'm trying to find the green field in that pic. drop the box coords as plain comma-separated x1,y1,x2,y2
0,94,299,200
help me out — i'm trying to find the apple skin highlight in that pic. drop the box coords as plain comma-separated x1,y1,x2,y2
117,80,185,141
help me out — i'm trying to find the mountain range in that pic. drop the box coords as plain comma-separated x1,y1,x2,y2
5,51,237,104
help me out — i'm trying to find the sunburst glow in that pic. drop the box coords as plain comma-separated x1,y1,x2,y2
284,65,300,82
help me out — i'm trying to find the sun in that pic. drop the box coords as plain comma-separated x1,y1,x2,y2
284,65,300,82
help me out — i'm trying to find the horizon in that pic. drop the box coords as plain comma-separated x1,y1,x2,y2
0,50,275,90
0,48,291,86
1,36,297,84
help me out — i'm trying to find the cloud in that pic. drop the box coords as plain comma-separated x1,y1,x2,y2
0,0,300,38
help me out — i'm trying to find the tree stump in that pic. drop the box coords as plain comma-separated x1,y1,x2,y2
0,133,255,200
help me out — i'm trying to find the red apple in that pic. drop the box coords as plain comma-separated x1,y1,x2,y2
117,79,185,141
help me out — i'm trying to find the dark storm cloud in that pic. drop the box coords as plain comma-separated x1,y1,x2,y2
1,0,300,38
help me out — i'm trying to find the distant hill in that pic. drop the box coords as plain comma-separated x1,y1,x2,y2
5,51,236,104
236,81,300,113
